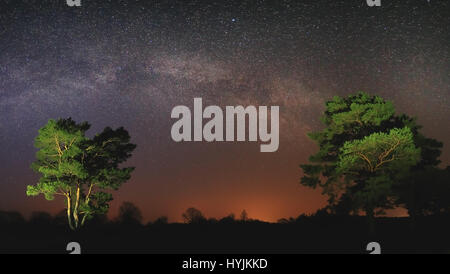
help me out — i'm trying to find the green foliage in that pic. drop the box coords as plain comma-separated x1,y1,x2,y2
336,127,420,214
27,118,89,201
301,92,399,204
300,92,442,220
394,166,450,217
26,118,136,230
337,127,420,175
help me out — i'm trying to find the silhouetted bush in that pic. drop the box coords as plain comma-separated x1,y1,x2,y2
152,216,168,225
219,214,236,224
182,207,206,224
116,202,143,225
240,210,249,222
0,210,25,225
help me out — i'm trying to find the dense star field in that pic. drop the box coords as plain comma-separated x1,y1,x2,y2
0,0,448,223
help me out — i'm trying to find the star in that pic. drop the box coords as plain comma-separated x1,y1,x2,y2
0,0,448,223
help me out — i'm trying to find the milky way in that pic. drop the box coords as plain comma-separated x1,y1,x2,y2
0,0,449,222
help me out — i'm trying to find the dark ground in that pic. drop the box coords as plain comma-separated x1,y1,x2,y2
2,214,450,254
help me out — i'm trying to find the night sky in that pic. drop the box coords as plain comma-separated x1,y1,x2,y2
0,0,449,223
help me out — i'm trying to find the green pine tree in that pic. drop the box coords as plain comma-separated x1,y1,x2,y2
26,118,136,230
300,92,432,234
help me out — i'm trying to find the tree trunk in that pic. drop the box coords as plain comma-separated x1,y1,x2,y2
80,183,94,228
66,195,75,231
81,213,89,227
73,185,80,229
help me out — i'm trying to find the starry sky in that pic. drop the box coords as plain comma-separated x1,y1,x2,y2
0,0,449,223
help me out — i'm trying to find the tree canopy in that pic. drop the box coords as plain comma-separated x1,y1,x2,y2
300,92,443,230
27,118,136,230
182,207,206,224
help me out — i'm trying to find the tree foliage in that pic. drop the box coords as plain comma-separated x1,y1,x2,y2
240,209,249,221
182,207,206,224
395,166,450,217
300,92,442,224
26,118,136,230
117,202,143,225
337,127,420,215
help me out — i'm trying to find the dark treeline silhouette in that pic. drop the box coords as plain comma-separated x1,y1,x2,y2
2,202,450,254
